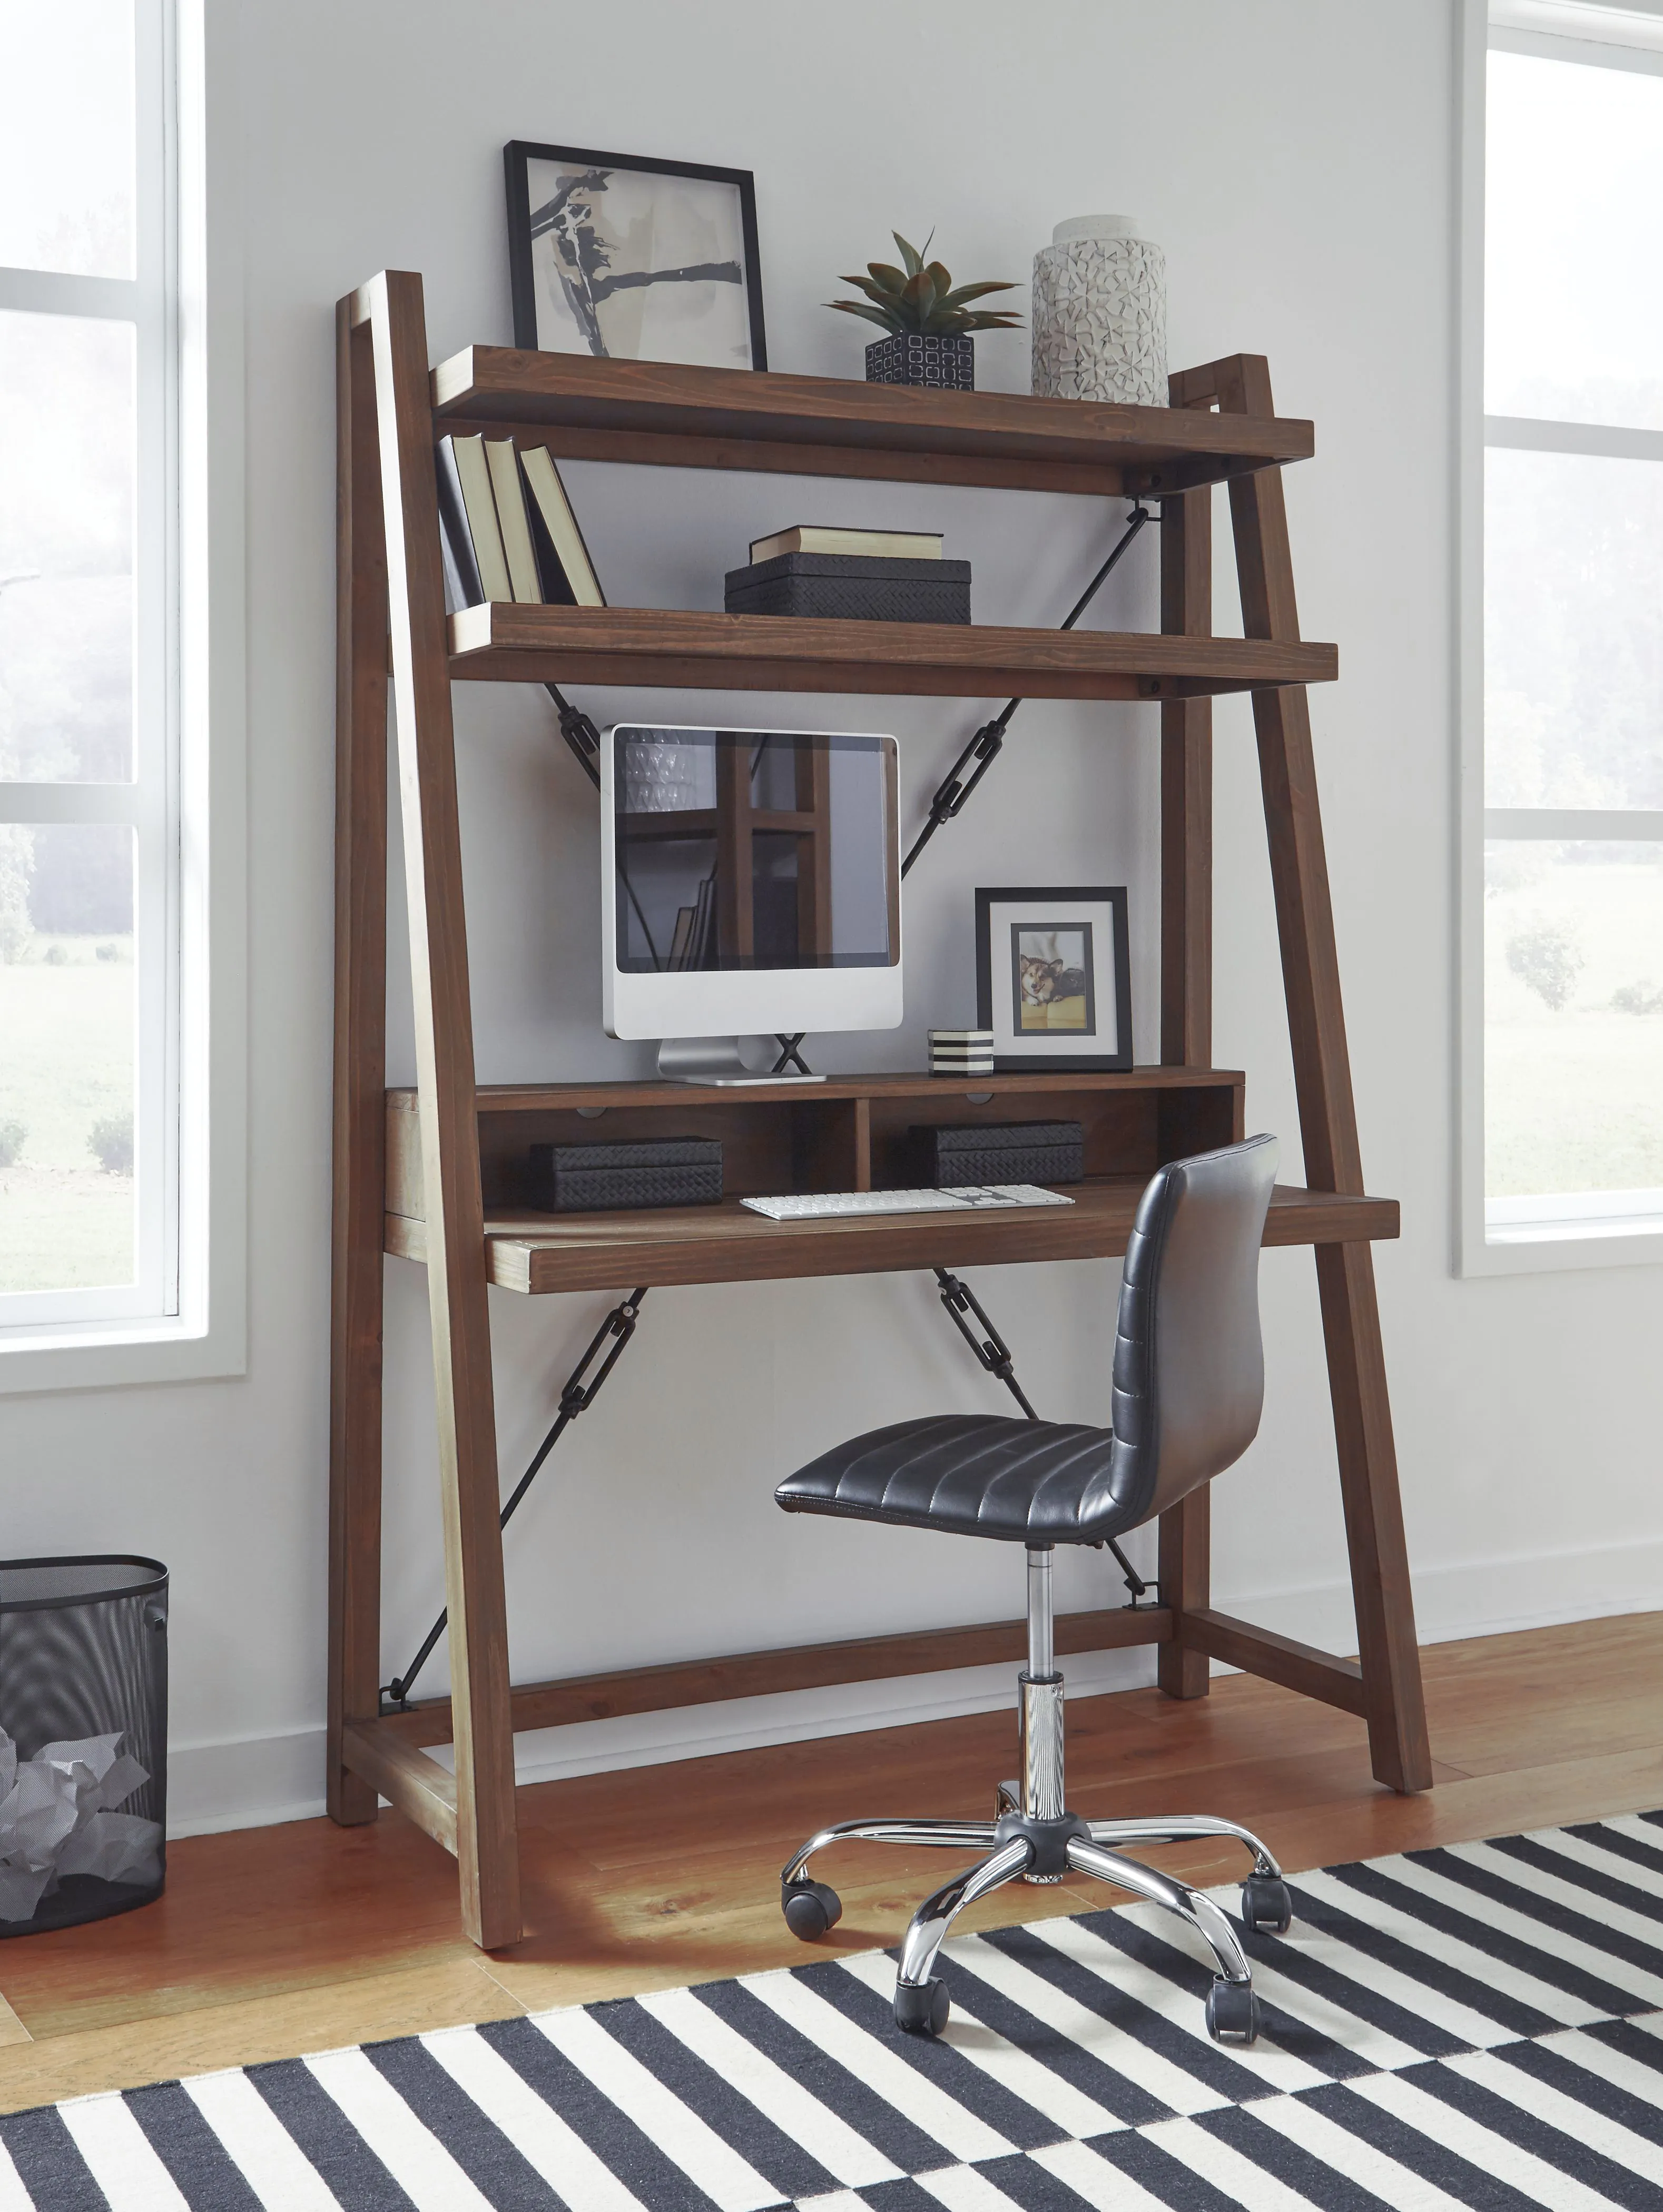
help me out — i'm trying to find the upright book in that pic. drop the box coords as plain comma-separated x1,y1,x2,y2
520,447,606,608
436,432,511,604
434,440,483,610
485,439,544,604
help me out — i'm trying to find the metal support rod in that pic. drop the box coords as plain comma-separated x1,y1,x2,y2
382,1288,649,1709
901,503,1154,878
932,1267,1150,1603
545,683,602,788
932,1267,1037,1418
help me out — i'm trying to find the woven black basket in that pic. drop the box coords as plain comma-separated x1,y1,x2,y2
725,553,970,625
528,1137,723,1213
912,1120,1085,1189
0,1556,169,1938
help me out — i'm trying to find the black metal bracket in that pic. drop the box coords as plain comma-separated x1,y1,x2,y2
931,1266,1151,1604
901,502,1156,880
380,1287,650,1712
546,682,602,789
933,1266,1037,1418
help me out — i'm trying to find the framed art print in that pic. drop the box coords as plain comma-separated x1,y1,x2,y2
505,141,767,370
975,887,1132,1071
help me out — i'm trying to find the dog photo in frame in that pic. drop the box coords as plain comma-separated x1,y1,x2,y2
975,886,1132,1071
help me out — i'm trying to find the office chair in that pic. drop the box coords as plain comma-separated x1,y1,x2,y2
774,1133,1291,2044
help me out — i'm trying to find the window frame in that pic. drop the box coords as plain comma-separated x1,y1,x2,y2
1457,0,1663,1275
0,0,245,1389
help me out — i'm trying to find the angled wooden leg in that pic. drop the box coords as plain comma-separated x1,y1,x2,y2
1205,351,1432,1793
1157,450,1217,1697
329,302,389,1825
363,270,522,1944
1315,1242,1431,1791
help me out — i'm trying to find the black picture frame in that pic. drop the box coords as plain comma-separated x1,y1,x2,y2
975,886,1133,1072
505,140,767,371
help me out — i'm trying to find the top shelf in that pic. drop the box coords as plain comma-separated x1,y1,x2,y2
430,348,1314,500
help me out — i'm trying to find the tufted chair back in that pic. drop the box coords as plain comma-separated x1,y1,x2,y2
1078,1133,1278,1539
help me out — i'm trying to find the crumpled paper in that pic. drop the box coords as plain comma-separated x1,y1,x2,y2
0,1727,163,1922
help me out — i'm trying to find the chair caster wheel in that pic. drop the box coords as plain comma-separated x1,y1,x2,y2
1242,1873,1293,1935
781,1878,841,1941
894,1977,950,2037
1206,1978,1261,2045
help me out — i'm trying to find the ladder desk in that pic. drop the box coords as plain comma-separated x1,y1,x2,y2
331,270,1428,1951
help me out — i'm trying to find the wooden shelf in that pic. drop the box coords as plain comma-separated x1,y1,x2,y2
448,603,1337,701
450,1067,1250,1111
386,1180,1400,1296
430,347,1315,499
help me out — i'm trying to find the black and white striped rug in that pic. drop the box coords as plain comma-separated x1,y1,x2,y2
9,1813,1663,2209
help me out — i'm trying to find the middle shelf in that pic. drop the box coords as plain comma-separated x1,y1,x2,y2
447,603,1338,700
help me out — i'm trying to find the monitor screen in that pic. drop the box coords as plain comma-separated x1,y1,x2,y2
611,727,899,976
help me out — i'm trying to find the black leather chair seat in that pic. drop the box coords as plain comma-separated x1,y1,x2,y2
776,1413,1126,1546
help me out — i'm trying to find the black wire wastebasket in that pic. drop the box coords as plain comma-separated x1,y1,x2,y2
0,1557,169,1937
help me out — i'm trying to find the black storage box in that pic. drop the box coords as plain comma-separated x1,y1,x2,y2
725,552,971,625
912,1120,1085,1189
528,1137,722,1213
1,1556,169,1938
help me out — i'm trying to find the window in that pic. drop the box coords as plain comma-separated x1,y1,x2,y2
0,0,183,1342
1465,1,1663,1262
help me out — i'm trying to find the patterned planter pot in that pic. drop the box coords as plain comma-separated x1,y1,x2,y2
864,331,975,391
1032,214,1167,407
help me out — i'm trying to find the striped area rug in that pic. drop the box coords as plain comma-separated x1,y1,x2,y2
9,1814,1663,2209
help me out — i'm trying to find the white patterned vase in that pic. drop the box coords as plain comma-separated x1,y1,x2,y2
1031,214,1167,407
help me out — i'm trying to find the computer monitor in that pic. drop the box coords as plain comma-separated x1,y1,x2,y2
601,723,903,1084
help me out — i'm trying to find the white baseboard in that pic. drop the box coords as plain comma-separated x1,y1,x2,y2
166,1725,335,1836
164,1540,1663,1838
1213,1534,1663,1657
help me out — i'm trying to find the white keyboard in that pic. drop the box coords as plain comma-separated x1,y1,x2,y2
741,1184,1077,1221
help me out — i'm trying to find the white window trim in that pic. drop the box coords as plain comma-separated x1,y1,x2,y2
0,0,245,1391
1457,0,1663,1275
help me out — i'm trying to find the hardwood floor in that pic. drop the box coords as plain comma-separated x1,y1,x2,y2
2,1613,1659,2114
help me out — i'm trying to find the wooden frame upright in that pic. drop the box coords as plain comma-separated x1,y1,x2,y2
331,270,1431,1951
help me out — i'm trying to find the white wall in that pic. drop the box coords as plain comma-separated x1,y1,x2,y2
6,0,1661,1833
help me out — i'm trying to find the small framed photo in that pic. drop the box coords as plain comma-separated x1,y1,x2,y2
975,887,1133,1071
505,140,767,370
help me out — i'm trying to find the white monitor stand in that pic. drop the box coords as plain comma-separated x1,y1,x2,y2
656,1038,826,1087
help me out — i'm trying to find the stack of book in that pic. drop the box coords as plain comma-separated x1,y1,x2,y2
725,525,971,625
436,436,605,612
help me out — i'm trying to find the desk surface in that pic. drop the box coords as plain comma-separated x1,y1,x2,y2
384,1178,1399,1296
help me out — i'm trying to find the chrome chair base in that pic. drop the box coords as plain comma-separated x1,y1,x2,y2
778,1552,1290,2043
780,1800,1287,2043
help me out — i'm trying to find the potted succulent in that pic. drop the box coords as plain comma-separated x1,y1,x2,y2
828,232,1021,392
